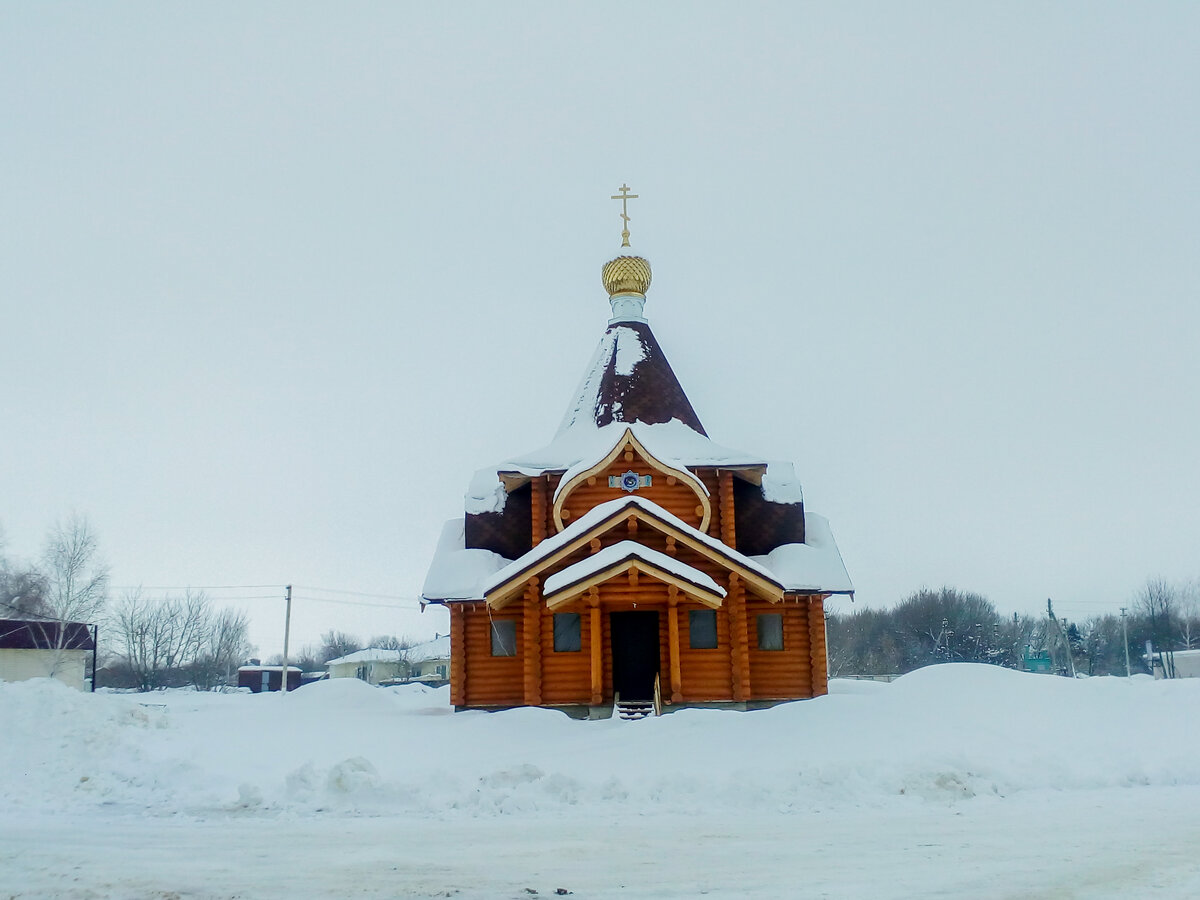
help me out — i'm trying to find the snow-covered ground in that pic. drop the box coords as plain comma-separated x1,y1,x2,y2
3,665,1199,899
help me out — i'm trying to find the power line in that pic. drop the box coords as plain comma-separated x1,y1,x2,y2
292,585,419,602
103,582,428,610
292,594,425,610
109,584,286,591
115,594,285,602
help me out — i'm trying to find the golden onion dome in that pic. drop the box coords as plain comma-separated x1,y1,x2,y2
602,255,652,297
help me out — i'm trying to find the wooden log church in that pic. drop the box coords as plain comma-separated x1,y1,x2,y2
422,188,853,717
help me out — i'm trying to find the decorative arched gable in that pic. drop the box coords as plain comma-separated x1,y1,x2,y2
552,428,711,534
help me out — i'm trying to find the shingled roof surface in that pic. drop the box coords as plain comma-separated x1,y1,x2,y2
556,321,707,436
0,619,95,651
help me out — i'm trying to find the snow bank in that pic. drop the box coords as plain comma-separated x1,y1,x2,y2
4,666,1198,822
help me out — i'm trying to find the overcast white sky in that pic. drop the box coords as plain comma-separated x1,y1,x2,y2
3,3,1198,656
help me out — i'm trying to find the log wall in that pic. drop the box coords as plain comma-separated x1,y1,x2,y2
745,598,814,700
462,604,524,706
454,592,823,707
677,597,734,701
807,595,828,697
539,598,592,705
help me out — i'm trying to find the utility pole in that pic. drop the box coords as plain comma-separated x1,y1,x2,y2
280,584,293,695
90,623,98,693
1047,598,1077,678
1120,607,1131,678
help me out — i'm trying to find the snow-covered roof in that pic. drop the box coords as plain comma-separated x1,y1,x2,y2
543,540,726,600
467,417,757,516
465,468,508,515
760,461,804,505
749,513,854,595
483,495,781,598
405,635,450,663
430,492,851,603
421,518,512,601
237,665,300,672
326,648,406,667
464,420,802,516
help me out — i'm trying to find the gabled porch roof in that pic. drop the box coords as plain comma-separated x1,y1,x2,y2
484,495,784,609
542,540,727,610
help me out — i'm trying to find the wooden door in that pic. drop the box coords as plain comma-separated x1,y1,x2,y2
610,611,659,701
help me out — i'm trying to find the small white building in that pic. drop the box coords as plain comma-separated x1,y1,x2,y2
325,648,407,685
0,619,95,691
1153,648,1200,679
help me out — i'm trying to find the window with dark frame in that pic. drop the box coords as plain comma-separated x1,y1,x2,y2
490,619,517,657
553,612,581,652
689,609,718,649
757,613,784,651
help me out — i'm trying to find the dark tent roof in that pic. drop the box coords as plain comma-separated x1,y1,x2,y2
556,320,707,437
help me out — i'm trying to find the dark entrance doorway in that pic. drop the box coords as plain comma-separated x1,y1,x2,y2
610,611,660,701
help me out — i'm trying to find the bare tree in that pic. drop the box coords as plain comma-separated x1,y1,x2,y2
1136,578,1178,678
1178,579,1199,651
0,526,48,617
39,515,108,677
282,643,323,674
0,564,49,618
112,589,214,691
43,516,109,622
318,630,362,663
189,607,253,690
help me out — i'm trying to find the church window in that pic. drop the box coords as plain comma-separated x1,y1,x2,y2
490,620,517,657
757,614,784,651
689,610,718,649
553,613,581,652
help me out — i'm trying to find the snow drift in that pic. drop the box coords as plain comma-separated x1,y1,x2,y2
3,664,1198,820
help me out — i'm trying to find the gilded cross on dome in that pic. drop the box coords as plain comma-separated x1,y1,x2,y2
610,183,639,247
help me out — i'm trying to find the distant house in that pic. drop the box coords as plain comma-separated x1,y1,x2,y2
326,648,407,686
236,665,301,692
0,619,96,691
406,635,450,686
325,638,452,687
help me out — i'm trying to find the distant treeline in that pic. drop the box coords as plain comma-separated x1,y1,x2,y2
827,580,1198,678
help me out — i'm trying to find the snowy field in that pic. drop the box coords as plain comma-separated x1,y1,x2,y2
3,666,1199,899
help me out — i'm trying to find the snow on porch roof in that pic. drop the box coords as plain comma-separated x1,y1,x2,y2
482,494,781,598
542,540,726,601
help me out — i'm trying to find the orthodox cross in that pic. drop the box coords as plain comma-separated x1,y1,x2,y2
610,183,639,247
